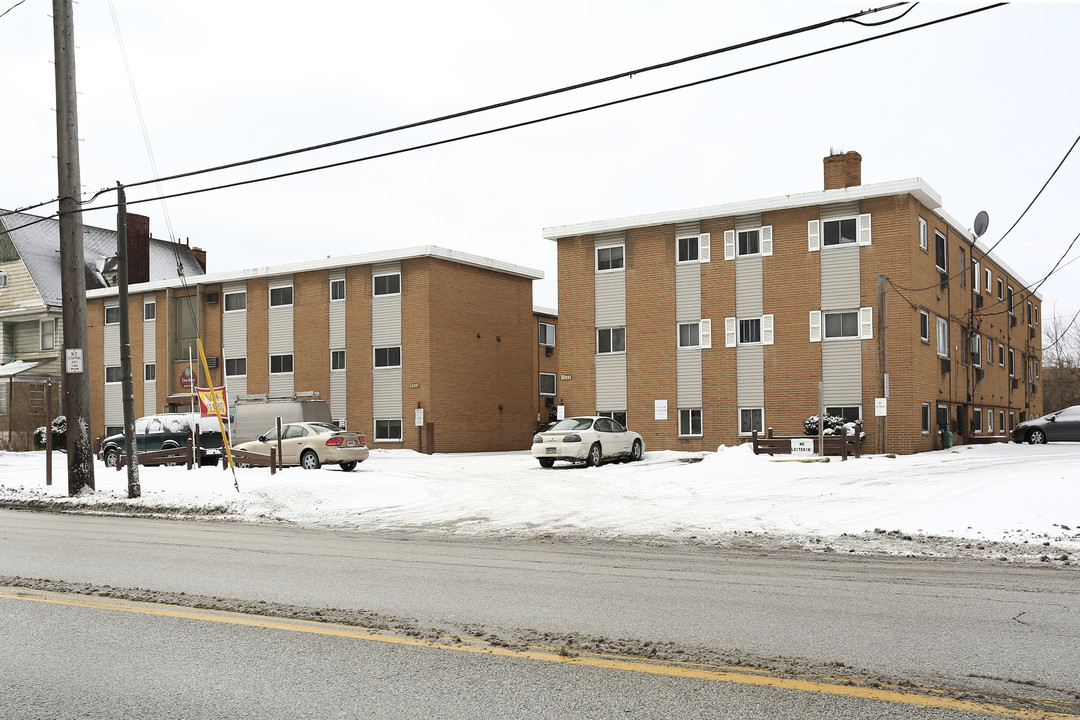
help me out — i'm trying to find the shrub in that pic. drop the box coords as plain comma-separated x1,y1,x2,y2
804,414,865,442
33,415,67,450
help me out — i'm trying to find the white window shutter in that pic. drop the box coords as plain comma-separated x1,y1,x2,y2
762,314,774,345
810,310,821,342
761,225,773,257
725,317,737,347
858,213,872,246
808,220,820,252
700,319,712,349
699,233,711,263
860,306,873,339
724,230,735,261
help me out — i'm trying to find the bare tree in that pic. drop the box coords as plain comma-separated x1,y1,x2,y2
1042,301,1080,412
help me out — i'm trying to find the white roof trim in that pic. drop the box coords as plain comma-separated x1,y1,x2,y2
533,305,557,317
86,245,543,298
542,178,941,239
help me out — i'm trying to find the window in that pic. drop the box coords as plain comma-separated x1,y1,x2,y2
40,319,55,351
999,410,1005,433
997,278,1003,300
825,406,861,424
973,261,981,293
919,218,927,250
738,229,760,255
539,322,555,346
998,342,1004,367
739,408,763,435
330,278,346,301
678,322,707,349
375,419,403,442
972,408,983,434
596,245,624,272
598,410,627,427
959,248,966,287
374,273,401,296
1008,348,1015,377
824,311,859,339
284,424,309,440
935,232,947,272
224,291,247,312
105,306,120,325
739,318,761,344
1007,286,1014,315
105,366,122,384
270,354,294,374
679,408,702,437
144,363,156,382
374,346,402,368
937,405,949,432
1009,412,1015,431
987,410,994,434
225,357,247,377
331,350,346,371
919,310,929,342
985,268,992,294
0,270,7,288
1034,306,1040,325
936,317,948,357
539,373,556,396
921,403,931,434
824,217,858,246
677,235,699,263
173,296,198,360
597,327,626,354
971,333,982,367
144,301,156,321
1027,301,1033,326
270,285,293,307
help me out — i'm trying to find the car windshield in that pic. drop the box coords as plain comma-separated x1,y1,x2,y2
309,423,343,435
550,418,595,431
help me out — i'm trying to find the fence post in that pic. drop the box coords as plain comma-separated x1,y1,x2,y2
270,448,276,476
185,438,193,471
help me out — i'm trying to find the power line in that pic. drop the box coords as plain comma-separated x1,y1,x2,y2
77,3,1005,214
0,0,26,21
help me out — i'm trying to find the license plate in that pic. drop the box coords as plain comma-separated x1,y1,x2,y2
546,447,555,454
347,440,356,447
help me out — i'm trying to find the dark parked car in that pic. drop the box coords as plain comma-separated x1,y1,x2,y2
1011,406,1080,444
99,413,225,466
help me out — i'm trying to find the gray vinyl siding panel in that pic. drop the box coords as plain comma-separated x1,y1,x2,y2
143,382,156,417
330,372,347,419
820,245,861,310
735,256,763,317
268,371,293,397
142,313,156,416
104,324,120,365
595,353,627,411
329,281,346,348
142,317,156,363
372,369,402,417
104,385,122,426
674,264,700,322
594,232,623,247
820,201,861,221
371,296,402,345
674,221,700,237
221,281,247,356
821,340,862,405
676,349,703,407
228,376,248,401
736,345,764,407
267,275,294,354
594,272,625,327
734,214,762,232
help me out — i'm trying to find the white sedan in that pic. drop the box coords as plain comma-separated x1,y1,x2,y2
531,416,644,468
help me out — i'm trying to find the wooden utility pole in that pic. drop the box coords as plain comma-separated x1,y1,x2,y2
877,275,888,455
117,185,140,498
53,0,95,494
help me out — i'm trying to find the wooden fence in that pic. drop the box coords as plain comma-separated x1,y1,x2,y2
750,429,861,460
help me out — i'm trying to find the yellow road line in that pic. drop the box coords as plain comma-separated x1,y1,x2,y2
1,586,1073,719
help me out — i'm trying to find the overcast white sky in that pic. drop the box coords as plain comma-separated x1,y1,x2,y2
3,1,1079,325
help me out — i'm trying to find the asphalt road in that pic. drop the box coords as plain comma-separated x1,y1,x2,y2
2,510,1078,718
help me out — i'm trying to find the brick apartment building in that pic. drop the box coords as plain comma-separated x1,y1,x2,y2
86,246,548,453
542,151,1043,455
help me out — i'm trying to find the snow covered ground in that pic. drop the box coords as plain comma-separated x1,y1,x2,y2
1,442,1078,564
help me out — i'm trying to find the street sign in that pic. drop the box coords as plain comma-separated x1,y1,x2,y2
64,348,83,374
875,397,888,417
791,438,814,456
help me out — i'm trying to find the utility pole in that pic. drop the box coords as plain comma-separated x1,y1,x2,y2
877,275,888,455
117,185,140,498
53,0,95,494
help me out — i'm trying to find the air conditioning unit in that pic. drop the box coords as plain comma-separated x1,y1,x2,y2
976,367,985,382
206,356,218,369
975,295,983,308
545,346,554,357
1011,378,1020,389
1010,316,1017,327
939,272,950,289
205,292,219,304
1031,383,1038,395
941,357,951,375
1029,327,1036,339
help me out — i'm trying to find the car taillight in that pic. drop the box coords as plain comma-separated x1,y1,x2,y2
533,434,543,444
358,434,366,445
326,436,344,447
563,433,581,443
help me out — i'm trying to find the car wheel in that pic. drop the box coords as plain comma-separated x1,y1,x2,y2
585,443,602,467
160,441,180,466
103,448,119,468
1028,429,1047,445
301,450,321,470
339,461,357,472
538,458,555,468
630,439,643,462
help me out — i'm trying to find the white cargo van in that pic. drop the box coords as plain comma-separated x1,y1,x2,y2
230,394,334,445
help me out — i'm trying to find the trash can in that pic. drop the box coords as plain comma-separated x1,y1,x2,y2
942,429,953,449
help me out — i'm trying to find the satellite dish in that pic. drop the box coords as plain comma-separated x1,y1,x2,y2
973,211,989,238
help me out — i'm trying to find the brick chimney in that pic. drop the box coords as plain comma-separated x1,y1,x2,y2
824,150,862,190
190,246,207,274
126,212,151,284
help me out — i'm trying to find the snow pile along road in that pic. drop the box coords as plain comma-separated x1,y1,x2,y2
1,442,1078,563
